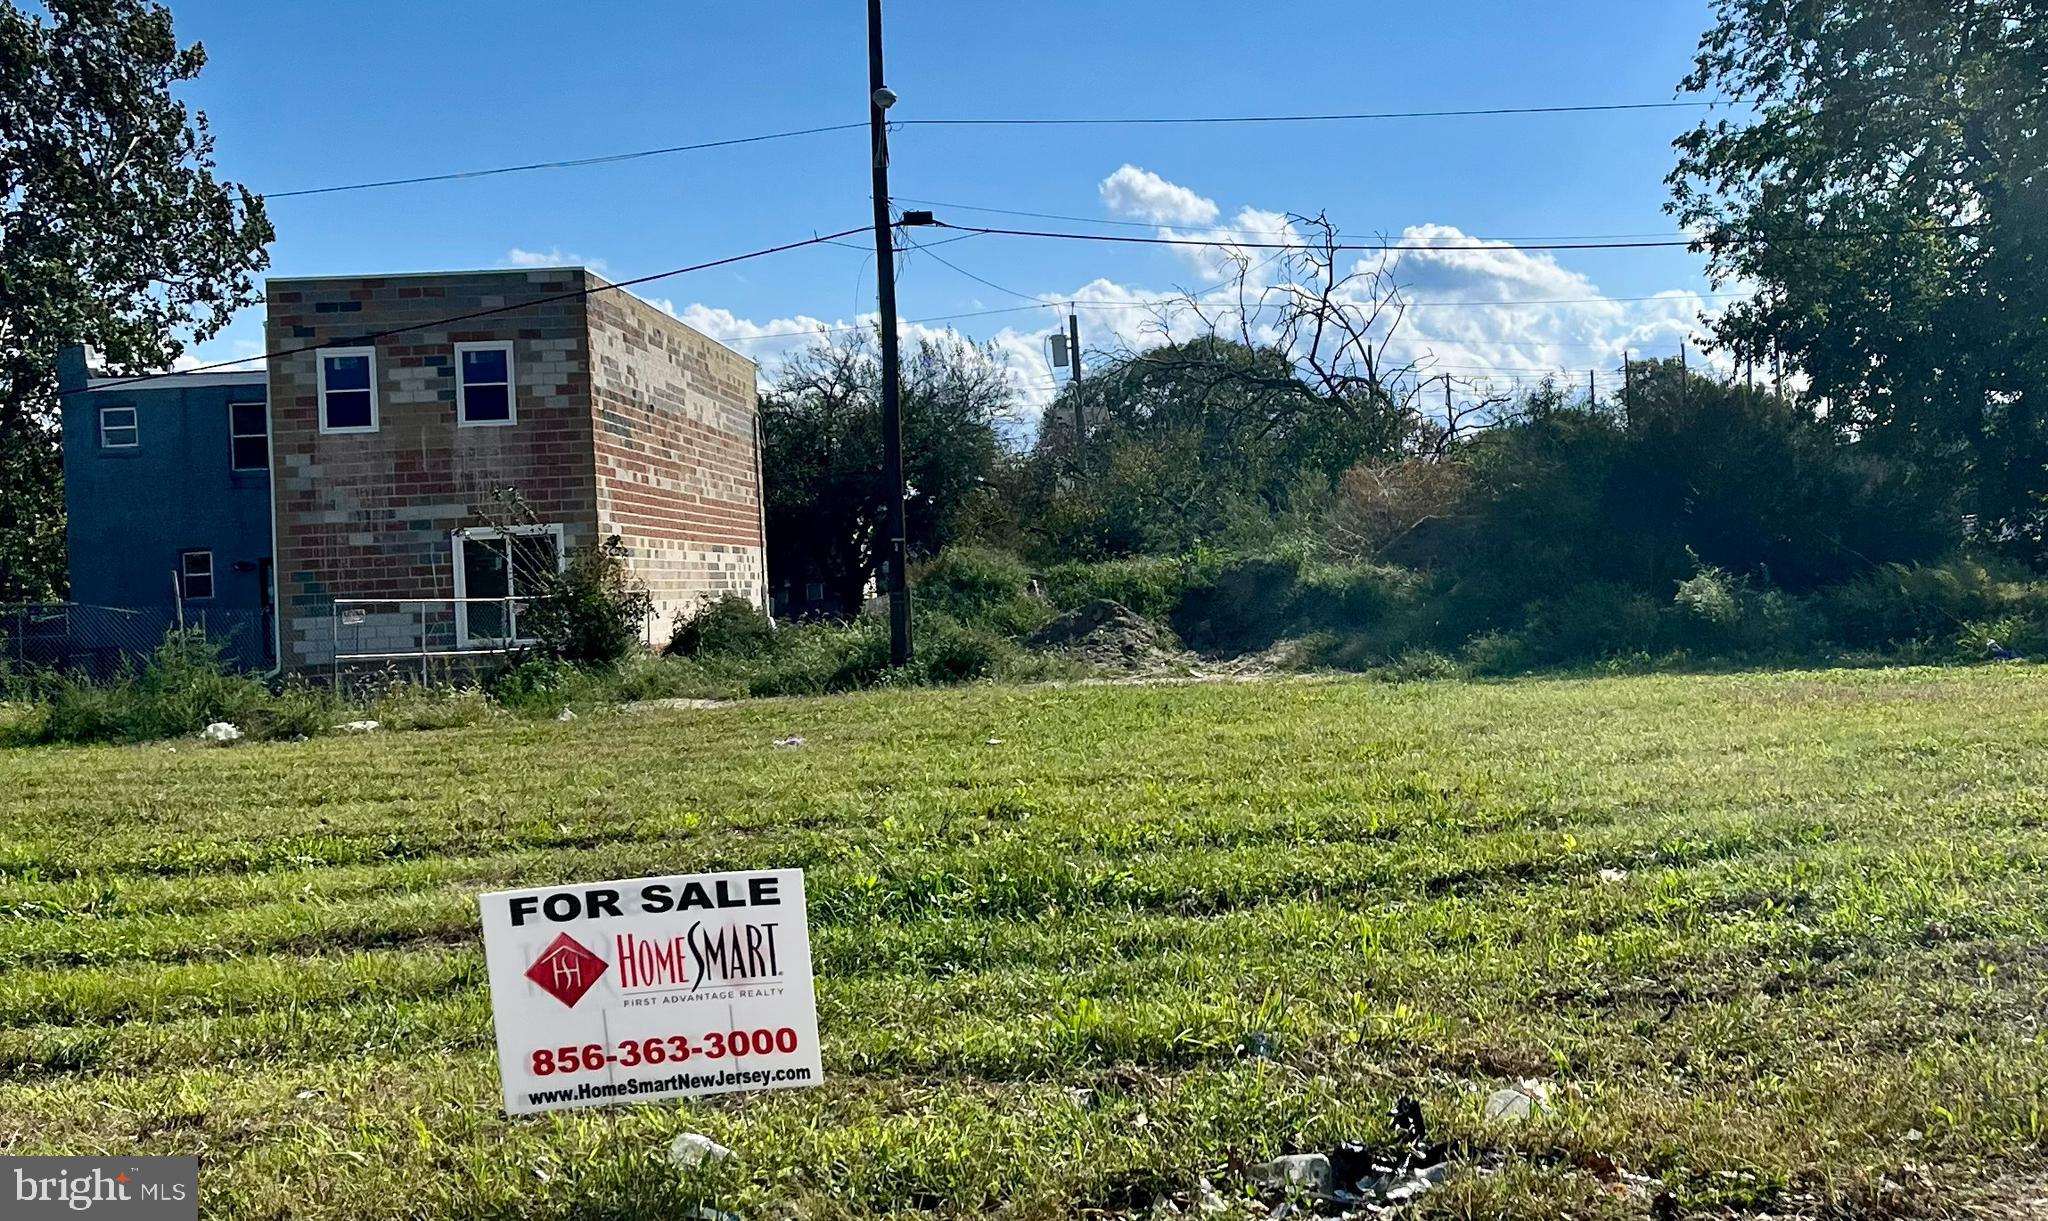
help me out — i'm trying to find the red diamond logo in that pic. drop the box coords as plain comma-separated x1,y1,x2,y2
525,933,608,1007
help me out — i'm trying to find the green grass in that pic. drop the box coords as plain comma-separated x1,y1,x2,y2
3,667,2048,1219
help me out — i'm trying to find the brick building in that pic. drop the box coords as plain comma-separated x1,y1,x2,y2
263,267,766,670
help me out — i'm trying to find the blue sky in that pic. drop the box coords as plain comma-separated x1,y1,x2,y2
167,0,1732,412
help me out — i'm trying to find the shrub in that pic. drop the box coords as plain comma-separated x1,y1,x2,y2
1172,554,1304,653
1818,558,2015,650
1042,555,1196,620
913,614,1016,684
670,595,778,659
745,620,891,697
370,684,494,731
523,536,655,667
1518,583,1664,664
1291,561,1423,632
244,678,339,741
914,547,1029,619
485,655,584,716
1461,629,1533,676
1373,649,1463,682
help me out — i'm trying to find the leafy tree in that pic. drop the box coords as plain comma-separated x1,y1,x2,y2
1443,360,1952,627
1669,0,2048,554
760,334,1012,612
1016,337,1405,559
1,0,273,598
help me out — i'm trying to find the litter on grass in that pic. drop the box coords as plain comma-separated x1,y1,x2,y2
668,1132,734,1168
200,721,242,744
772,736,806,749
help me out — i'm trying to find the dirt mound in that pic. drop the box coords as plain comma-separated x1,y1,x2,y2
1027,600,1172,668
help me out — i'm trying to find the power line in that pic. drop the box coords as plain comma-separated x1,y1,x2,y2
897,100,1736,128
928,220,1965,254
265,123,869,199
897,195,1703,244
264,100,1738,201
80,226,869,390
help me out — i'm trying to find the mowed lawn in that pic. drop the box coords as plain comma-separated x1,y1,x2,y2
4,669,2048,1220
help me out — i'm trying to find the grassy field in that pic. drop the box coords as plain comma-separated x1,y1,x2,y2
3,667,2048,1219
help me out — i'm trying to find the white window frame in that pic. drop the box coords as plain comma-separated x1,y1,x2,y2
452,524,565,649
454,340,517,427
317,346,379,435
99,405,139,450
228,399,269,471
180,550,215,602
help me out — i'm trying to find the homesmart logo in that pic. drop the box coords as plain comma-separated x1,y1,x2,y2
525,933,609,1007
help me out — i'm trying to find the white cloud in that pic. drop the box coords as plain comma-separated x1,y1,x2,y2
505,247,608,274
651,172,1736,426
1098,165,1220,226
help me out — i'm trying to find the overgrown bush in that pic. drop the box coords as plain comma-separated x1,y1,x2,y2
523,536,655,667
914,546,1028,619
1042,555,1198,620
3,631,268,746
244,678,340,740
912,614,1018,684
745,619,892,697
369,683,495,731
1815,558,2017,651
670,595,778,659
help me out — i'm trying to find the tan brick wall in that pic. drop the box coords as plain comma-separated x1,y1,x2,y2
266,270,601,669
585,281,766,648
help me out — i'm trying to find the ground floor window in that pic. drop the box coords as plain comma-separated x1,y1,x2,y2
179,550,214,601
453,525,563,647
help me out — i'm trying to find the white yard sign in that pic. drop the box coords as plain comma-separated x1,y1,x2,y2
479,868,823,1115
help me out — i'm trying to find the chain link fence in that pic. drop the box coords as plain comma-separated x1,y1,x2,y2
0,603,271,679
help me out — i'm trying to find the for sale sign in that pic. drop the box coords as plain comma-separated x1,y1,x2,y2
479,869,823,1115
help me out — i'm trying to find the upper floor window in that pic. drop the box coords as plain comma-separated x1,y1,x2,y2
456,342,515,426
318,348,377,434
179,550,214,601
229,400,268,471
99,405,138,450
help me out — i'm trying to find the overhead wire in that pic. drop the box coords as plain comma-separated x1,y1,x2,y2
264,100,1743,200
79,226,869,391
924,220,1972,254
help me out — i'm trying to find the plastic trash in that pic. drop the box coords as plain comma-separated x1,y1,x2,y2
1483,1081,1554,1122
1251,1154,1331,1194
668,1132,734,1168
772,735,806,749
335,720,381,733
1598,867,1630,884
556,708,578,722
201,721,242,744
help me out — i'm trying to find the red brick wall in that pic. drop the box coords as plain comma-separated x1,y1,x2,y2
265,270,600,669
585,282,766,647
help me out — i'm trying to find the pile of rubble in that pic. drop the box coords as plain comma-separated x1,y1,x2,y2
1026,600,1179,670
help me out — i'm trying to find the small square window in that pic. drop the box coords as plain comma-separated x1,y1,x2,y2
229,400,268,470
99,405,138,449
180,550,214,601
319,348,378,433
456,342,515,426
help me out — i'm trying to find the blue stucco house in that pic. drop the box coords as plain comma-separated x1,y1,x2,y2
55,345,275,671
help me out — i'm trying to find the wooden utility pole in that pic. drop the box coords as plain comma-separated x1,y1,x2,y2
1068,308,1084,468
867,0,911,667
